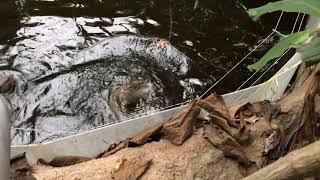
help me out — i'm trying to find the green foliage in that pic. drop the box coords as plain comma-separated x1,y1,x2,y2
297,36,320,67
247,0,320,71
248,0,320,21
248,30,313,71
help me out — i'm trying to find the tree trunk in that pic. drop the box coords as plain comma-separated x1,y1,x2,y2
243,140,320,180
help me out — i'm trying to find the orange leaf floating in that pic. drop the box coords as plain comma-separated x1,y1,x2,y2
156,39,170,48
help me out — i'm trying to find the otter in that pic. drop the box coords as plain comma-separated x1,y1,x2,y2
111,81,152,113
0,75,16,93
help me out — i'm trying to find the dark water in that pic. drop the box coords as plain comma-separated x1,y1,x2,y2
0,0,301,144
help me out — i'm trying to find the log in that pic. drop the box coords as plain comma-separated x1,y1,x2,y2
243,140,320,180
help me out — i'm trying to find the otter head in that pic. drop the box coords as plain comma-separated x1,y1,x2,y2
112,81,152,113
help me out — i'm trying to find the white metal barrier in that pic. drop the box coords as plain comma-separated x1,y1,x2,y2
0,96,10,180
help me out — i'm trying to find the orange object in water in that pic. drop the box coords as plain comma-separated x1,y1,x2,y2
156,39,170,48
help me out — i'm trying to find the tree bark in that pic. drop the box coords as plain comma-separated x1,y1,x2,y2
243,140,320,180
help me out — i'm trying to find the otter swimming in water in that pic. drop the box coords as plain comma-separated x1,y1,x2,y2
8,35,197,144
111,81,153,113
0,75,16,93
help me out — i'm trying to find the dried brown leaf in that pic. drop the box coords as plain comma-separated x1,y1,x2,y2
162,101,200,145
38,156,93,167
203,124,250,166
198,95,240,128
112,158,152,180
130,122,163,145
264,130,281,155
244,115,260,124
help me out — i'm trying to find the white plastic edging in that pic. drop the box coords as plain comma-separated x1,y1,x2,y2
0,96,10,180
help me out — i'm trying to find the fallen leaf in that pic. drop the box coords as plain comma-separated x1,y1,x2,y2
162,101,200,145
10,154,36,180
198,95,241,128
130,122,163,145
203,123,250,166
111,158,126,175
264,130,281,155
244,115,260,124
38,156,93,167
112,158,152,180
100,139,130,158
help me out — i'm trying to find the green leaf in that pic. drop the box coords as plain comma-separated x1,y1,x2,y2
297,36,320,67
248,0,320,21
248,30,312,72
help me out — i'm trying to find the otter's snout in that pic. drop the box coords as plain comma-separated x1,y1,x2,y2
112,81,153,112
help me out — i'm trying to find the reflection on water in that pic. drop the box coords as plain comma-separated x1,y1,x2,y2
0,0,286,144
